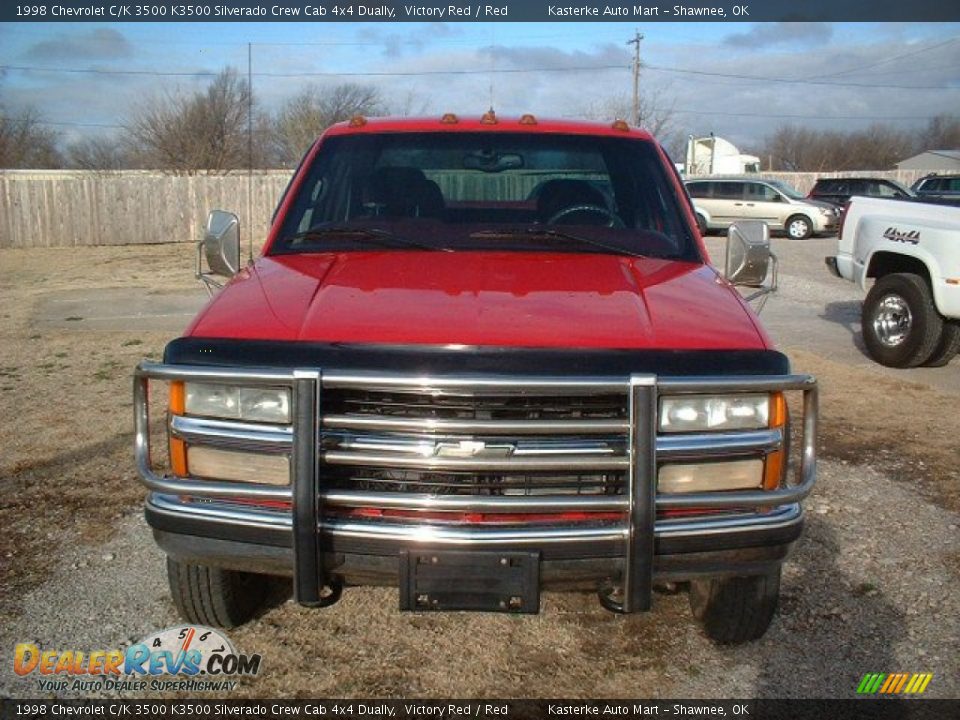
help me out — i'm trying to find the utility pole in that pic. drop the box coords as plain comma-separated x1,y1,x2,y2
627,30,644,125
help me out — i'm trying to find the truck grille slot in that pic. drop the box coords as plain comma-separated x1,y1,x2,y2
320,386,629,497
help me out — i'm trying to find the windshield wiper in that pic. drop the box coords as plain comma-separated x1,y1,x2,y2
521,227,650,260
283,226,452,252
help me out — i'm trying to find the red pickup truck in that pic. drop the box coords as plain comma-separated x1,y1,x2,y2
134,115,817,644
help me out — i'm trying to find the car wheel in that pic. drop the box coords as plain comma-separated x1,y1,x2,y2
689,569,781,644
924,321,960,367
695,213,708,236
167,557,270,628
785,214,813,240
861,273,943,368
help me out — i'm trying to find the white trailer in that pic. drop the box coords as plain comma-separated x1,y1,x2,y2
684,135,761,176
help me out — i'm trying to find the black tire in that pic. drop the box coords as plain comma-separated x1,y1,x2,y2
785,214,813,240
695,213,708,236
862,273,943,368
689,569,781,644
924,321,960,367
167,557,269,628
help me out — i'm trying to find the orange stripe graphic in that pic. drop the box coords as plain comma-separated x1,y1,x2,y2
893,673,909,694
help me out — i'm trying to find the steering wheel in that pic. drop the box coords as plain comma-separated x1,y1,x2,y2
548,204,625,228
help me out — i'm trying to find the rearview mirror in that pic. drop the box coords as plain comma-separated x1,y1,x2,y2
197,210,241,295
724,220,777,304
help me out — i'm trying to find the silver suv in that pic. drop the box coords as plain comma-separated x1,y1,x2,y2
686,177,839,239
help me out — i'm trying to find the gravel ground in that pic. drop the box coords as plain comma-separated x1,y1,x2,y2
1,240,958,700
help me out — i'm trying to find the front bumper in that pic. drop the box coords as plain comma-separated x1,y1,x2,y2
814,214,840,234
135,362,817,613
147,493,804,586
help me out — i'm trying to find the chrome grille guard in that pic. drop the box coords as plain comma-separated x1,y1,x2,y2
134,362,817,613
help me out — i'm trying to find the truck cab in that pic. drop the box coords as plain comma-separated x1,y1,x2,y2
134,115,817,643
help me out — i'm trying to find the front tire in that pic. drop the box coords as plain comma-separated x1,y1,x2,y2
862,273,943,368
167,557,270,628
689,569,781,644
785,214,813,240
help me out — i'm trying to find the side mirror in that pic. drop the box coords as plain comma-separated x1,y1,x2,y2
197,210,241,295
725,220,777,304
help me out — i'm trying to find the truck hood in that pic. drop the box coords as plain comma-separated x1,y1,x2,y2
186,251,769,350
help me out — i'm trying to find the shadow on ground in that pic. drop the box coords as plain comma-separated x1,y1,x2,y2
820,300,872,360
754,515,904,698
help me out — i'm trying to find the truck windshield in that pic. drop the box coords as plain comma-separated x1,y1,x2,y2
270,132,698,261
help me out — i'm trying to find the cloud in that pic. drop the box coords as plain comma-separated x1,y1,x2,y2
357,23,463,58
23,29,132,62
724,22,834,49
482,43,630,70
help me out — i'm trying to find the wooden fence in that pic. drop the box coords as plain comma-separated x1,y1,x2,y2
0,170,289,249
0,168,934,249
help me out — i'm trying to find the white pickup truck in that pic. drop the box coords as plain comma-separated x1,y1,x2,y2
826,196,960,368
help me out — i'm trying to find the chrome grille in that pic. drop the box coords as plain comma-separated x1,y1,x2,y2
320,380,630,497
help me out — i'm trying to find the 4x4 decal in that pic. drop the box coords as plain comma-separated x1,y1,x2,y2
883,226,920,245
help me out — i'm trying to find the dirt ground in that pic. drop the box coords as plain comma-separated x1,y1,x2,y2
1,242,958,699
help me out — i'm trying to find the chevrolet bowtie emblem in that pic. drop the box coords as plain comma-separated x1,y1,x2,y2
435,440,515,458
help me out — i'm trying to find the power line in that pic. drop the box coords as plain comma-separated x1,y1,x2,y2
2,25,630,47
34,120,125,129
0,63,628,78
5,59,956,89
38,107,953,131
667,108,944,121
806,37,959,80
642,63,958,90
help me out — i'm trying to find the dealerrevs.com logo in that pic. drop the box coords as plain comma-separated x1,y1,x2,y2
13,625,262,693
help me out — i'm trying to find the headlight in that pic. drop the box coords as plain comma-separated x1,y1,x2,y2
184,382,291,424
187,446,289,485
659,394,769,433
658,459,763,493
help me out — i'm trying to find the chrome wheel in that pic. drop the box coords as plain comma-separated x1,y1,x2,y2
787,217,811,239
873,294,912,347
862,273,943,368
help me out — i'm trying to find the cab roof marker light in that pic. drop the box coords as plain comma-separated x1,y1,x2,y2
440,113,459,124
519,114,538,126
611,119,630,132
480,109,498,125
348,115,367,128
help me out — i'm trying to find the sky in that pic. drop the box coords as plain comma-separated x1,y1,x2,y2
0,20,958,154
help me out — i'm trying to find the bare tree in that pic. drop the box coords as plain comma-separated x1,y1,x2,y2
386,89,430,118
0,105,62,168
66,135,128,171
125,68,267,174
762,123,915,171
581,88,683,158
273,83,385,166
915,114,960,152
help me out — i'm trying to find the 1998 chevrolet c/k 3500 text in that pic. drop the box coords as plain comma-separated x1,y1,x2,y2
134,114,817,644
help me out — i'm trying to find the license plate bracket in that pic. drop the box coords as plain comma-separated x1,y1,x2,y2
399,550,540,613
